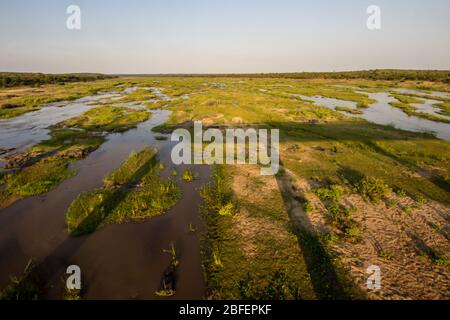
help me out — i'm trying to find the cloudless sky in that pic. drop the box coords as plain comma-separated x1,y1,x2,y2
0,0,449,73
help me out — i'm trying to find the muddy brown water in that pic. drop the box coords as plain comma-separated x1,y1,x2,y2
0,109,210,299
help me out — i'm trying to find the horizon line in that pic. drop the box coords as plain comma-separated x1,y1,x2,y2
1,69,450,76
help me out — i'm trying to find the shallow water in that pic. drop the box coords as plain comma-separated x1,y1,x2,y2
410,97,449,118
359,93,450,140
0,88,210,299
0,92,120,155
394,88,450,99
296,92,450,140
293,94,358,109
0,103,209,299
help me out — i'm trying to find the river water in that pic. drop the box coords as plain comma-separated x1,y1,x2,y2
293,91,450,140
0,92,121,156
0,98,209,299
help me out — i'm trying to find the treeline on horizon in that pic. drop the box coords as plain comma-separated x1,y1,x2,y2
0,72,116,88
134,69,450,83
1,70,449,88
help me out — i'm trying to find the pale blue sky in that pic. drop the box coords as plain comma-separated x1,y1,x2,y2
0,0,449,73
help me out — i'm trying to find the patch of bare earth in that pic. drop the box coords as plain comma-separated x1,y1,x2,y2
291,172,450,300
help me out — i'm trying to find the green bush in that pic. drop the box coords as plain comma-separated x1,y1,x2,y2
357,177,391,203
313,185,345,202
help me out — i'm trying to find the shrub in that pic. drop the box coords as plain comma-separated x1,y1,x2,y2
303,202,314,214
321,232,339,245
344,226,362,241
379,250,394,261
386,199,398,208
423,248,449,267
313,185,345,202
357,177,390,203
218,202,236,216
395,188,407,197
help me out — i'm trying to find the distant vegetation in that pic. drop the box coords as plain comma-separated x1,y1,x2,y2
144,70,450,84
0,72,116,88
3,70,448,89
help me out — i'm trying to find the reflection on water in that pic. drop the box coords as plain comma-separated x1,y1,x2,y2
410,97,448,118
359,93,450,140
293,94,358,109
0,92,120,154
394,88,450,99
0,107,209,299
296,91,450,140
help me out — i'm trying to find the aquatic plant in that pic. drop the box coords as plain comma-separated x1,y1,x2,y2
0,260,42,300
182,169,195,182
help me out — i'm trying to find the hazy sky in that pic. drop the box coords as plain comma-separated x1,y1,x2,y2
0,0,449,73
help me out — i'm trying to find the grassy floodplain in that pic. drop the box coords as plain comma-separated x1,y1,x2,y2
0,78,122,119
0,71,449,300
0,106,149,208
388,93,450,123
131,75,449,299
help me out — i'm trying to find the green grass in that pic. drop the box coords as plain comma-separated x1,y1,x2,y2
146,100,171,110
29,128,104,154
154,289,176,297
66,148,180,236
283,124,449,205
2,75,449,299
313,185,346,203
391,93,425,105
324,202,360,241
258,82,377,108
119,88,158,103
2,159,75,198
379,250,394,261
103,149,158,187
0,105,40,119
126,76,449,209
434,100,450,117
104,76,448,299
422,248,449,267
303,202,314,213
335,106,363,115
386,92,450,118
64,289,82,300
357,177,391,203
389,99,450,124
59,106,150,132
0,78,123,119
199,166,316,299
